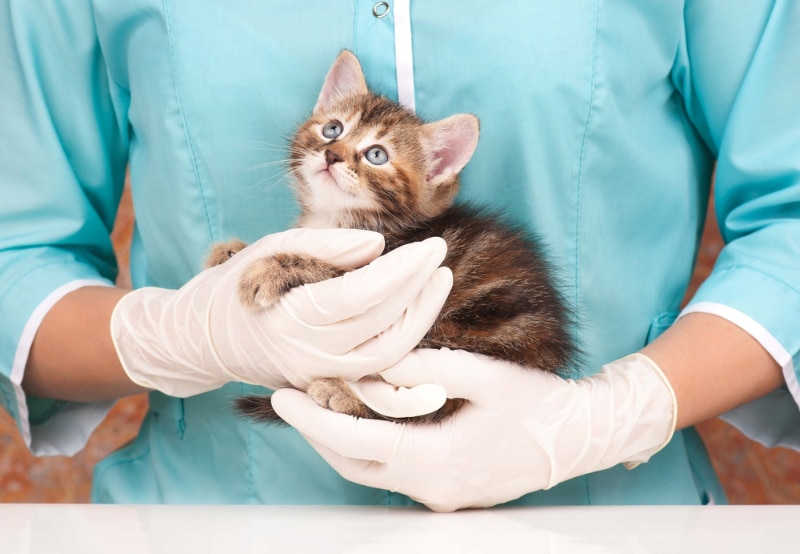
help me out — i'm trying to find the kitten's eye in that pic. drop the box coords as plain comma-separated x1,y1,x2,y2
322,121,343,140
364,146,389,166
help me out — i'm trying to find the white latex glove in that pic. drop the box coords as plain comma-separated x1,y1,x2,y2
110,228,453,398
271,348,677,512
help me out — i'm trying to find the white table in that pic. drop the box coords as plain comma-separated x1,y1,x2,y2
0,504,795,553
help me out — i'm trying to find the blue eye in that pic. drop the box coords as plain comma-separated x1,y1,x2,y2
365,146,389,165
322,121,343,139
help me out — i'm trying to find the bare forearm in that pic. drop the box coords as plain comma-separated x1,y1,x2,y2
23,286,150,402
641,311,783,429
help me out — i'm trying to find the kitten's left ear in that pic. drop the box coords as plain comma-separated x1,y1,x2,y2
423,114,480,186
314,50,369,114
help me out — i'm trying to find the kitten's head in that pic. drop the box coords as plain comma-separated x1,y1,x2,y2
290,50,479,232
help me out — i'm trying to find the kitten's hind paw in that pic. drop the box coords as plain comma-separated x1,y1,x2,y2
238,253,345,308
307,377,375,419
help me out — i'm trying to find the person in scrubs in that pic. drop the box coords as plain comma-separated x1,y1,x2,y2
1,1,799,508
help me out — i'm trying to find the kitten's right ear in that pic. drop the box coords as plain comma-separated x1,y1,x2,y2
423,114,480,187
314,50,368,114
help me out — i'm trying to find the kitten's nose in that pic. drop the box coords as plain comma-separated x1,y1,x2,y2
325,149,343,167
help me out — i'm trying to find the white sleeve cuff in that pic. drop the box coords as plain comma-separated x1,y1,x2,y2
11,279,115,456
28,399,116,456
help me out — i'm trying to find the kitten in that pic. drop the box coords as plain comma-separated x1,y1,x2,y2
209,50,577,424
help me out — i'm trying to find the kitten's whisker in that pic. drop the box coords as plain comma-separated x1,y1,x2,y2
244,175,292,195
236,161,299,194
236,159,293,172
237,139,290,148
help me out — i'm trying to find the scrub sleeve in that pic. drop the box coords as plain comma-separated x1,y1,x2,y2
0,1,128,455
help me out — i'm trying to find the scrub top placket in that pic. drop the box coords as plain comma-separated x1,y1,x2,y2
353,0,416,111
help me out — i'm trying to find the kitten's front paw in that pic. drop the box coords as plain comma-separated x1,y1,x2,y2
238,253,345,308
307,377,373,419
205,239,248,268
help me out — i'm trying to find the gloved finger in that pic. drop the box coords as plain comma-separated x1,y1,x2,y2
300,435,460,512
379,347,531,400
271,388,446,463
282,237,448,328
279,267,452,389
299,434,398,491
348,378,447,419
342,266,453,367
233,227,386,269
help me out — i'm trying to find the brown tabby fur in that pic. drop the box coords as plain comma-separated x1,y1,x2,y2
208,51,577,424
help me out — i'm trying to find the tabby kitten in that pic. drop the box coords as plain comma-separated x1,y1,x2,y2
209,50,577,424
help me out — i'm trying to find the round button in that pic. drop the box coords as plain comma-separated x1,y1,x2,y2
373,2,390,18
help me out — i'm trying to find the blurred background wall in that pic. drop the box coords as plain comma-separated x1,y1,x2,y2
2,182,799,503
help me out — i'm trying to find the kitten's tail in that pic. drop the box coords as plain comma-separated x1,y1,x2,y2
234,395,288,426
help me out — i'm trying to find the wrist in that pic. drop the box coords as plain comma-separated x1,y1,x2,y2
541,353,677,487
110,286,230,397
603,353,678,469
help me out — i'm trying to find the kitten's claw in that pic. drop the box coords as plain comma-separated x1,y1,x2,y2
205,239,248,268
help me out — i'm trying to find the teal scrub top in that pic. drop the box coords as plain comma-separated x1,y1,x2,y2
2,0,800,504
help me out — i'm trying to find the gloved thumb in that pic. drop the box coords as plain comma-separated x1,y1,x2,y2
380,348,530,400
348,378,447,419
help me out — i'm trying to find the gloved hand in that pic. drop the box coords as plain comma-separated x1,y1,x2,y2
110,228,453,398
270,348,677,512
